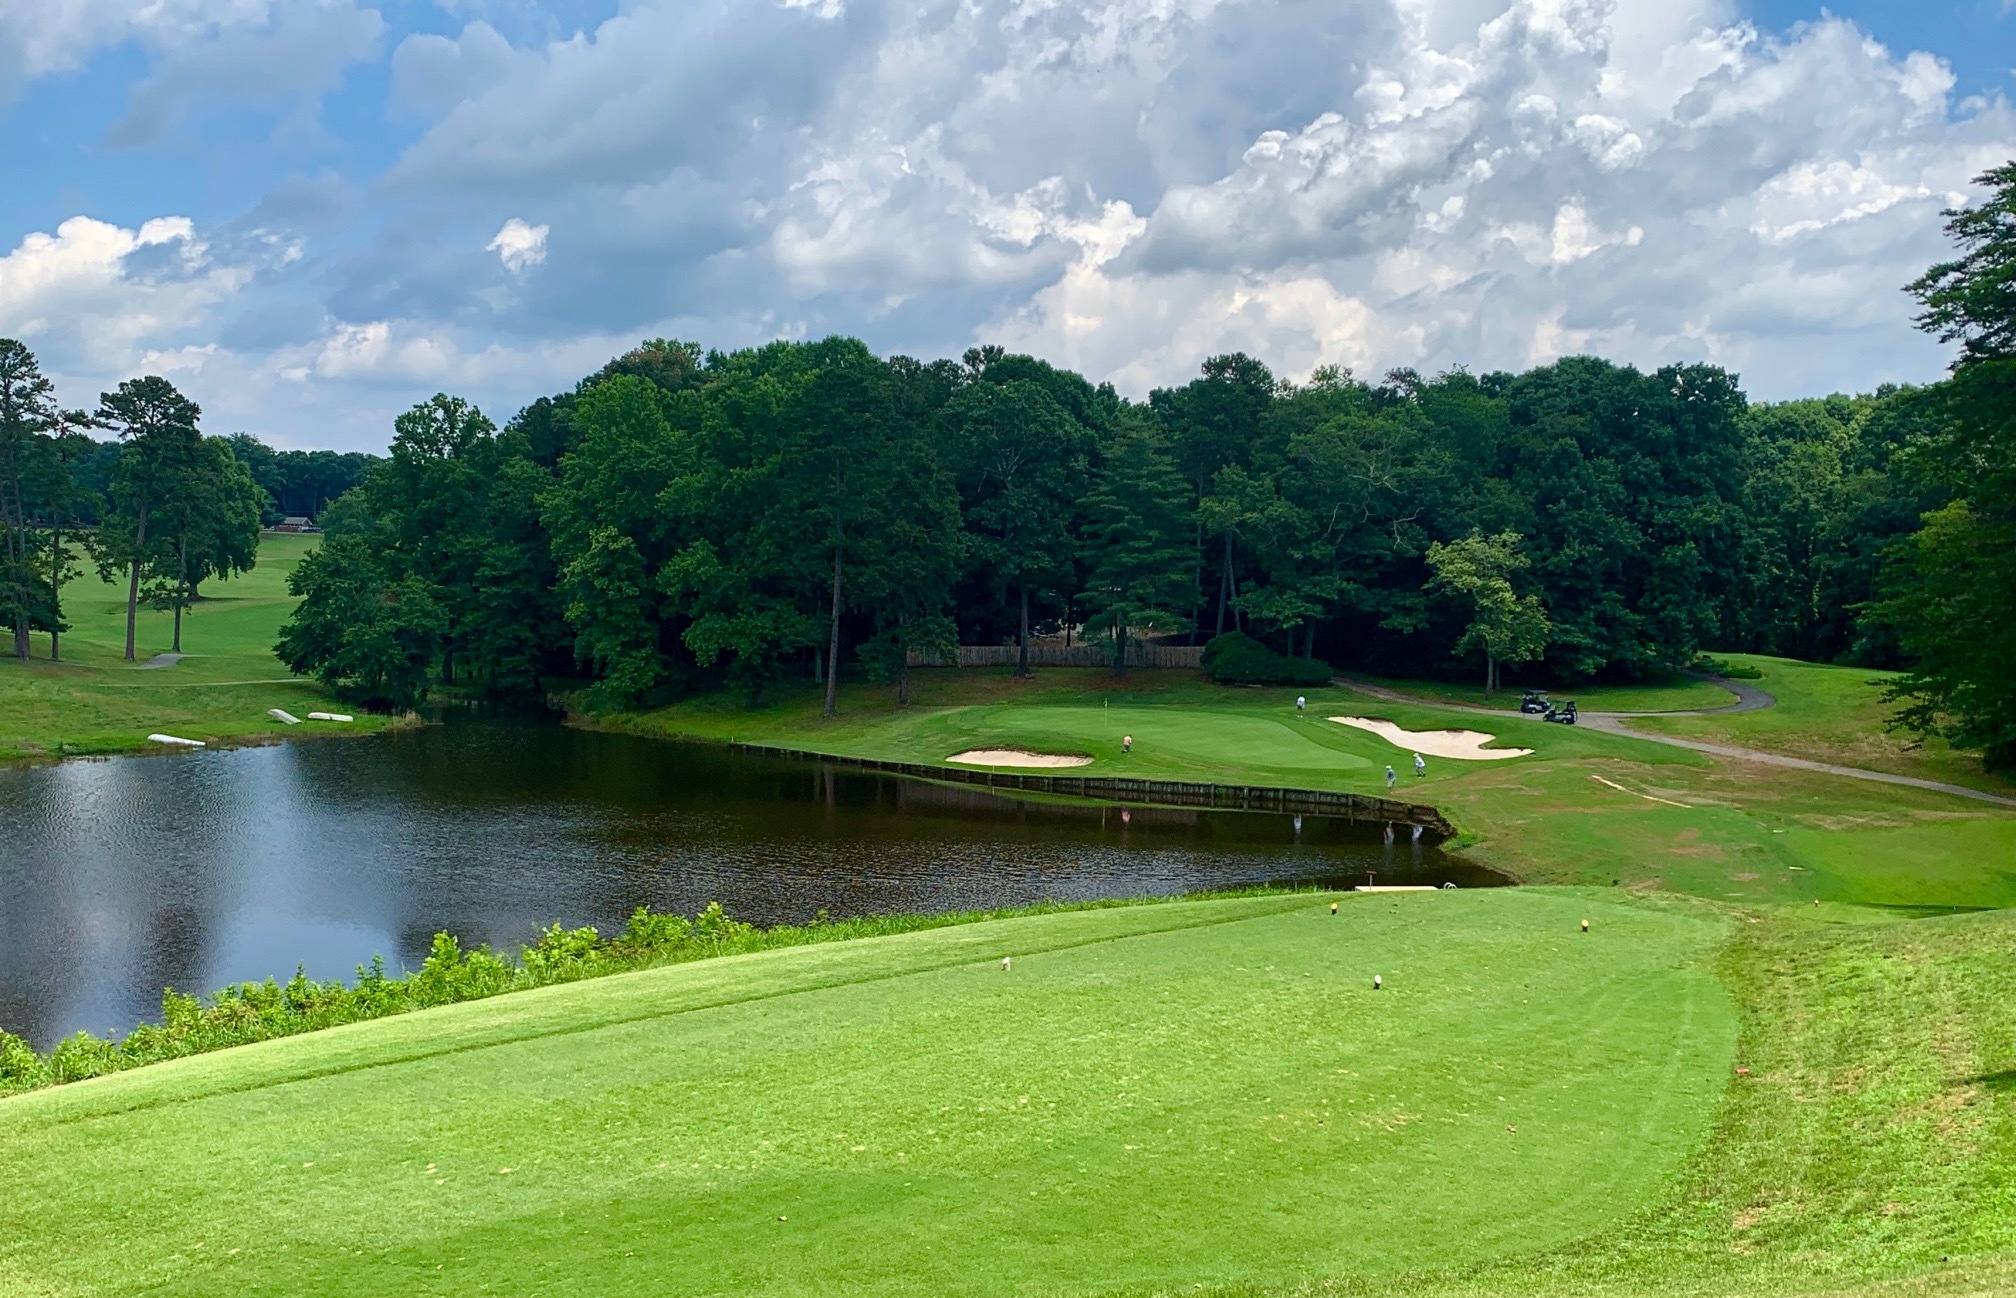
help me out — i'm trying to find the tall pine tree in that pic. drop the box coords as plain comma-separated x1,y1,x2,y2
1079,420,1195,677
95,377,204,662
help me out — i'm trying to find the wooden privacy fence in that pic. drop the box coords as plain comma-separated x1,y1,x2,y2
908,644,1205,669
726,743,1455,838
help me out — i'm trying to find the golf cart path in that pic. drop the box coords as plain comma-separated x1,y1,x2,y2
136,653,204,669
1677,674,1774,715
1337,675,2016,810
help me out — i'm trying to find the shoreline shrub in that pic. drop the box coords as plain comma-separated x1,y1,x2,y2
521,924,603,980
0,1031,46,1089
619,905,692,951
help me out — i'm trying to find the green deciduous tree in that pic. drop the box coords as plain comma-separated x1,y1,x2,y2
277,534,447,710
336,394,568,693
240,286,2016,781
144,437,265,653
848,385,963,707
658,344,834,707
225,434,379,523
657,341,965,712
1489,358,1747,677
1881,162,2016,770
282,394,571,700
1426,530,1551,695
1875,369,2016,769
1880,493,2016,769
377,394,498,686
544,373,694,709
1154,353,1279,637
1727,389,1947,665
944,371,1092,675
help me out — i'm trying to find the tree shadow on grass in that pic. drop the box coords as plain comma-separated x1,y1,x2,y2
1857,903,2000,918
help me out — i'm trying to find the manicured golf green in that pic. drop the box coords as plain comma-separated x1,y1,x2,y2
0,534,397,761
1631,654,2013,795
625,669,1692,792
0,890,1737,1298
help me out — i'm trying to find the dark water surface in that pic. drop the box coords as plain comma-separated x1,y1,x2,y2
0,716,1500,1049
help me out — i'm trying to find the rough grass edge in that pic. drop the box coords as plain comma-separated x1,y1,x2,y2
0,709,422,769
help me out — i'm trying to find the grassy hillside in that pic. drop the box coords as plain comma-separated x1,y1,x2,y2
0,889,1740,1298
607,670,2016,914
1631,654,2010,795
5,891,2013,1298
0,533,399,761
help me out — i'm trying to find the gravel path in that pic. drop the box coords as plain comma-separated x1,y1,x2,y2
1679,673,1774,715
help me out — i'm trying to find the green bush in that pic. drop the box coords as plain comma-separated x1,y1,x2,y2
693,901,756,949
160,989,204,1035
1691,653,1765,680
1202,632,1332,686
0,1031,46,1088
521,924,603,979
49,1032,119,1084
1287,658,1334,686
621,905,693,950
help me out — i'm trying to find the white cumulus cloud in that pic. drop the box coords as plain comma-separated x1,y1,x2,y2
6,0,2014,450
486,218,550,273
354,0,2014,409
0,215,266,373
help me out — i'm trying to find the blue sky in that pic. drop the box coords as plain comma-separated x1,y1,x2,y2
0,0,2010,450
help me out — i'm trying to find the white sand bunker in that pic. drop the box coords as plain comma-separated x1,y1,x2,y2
946,748,1094,769
1329,717,1532,761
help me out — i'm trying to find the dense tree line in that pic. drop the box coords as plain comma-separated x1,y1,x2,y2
224,435,379,523
273,326,1968,728
1878,161,2016,769
6,165,2000,770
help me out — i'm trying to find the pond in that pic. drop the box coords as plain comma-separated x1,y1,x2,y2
0,715,1504,1050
